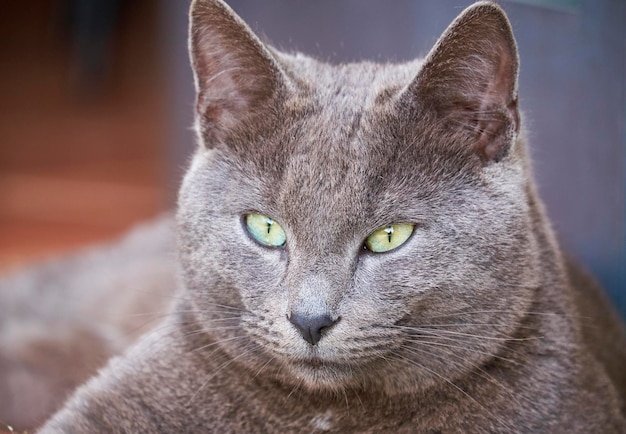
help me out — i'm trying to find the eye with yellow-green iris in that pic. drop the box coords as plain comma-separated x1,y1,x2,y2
364,223,414,253
245,213,287,247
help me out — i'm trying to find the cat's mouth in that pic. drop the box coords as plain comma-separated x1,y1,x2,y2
286,352,346,371
283,345,378,373
290,355,357,378
277,354,366,391
301,356,326,369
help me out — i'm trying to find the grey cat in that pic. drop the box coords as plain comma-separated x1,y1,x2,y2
0,217,176,429
17,0,626,432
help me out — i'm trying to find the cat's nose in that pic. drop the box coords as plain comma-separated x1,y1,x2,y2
288,312,340,345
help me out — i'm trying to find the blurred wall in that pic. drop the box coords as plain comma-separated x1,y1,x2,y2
163,0,625,316
0,0,167,269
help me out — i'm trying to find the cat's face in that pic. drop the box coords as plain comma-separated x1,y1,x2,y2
177,0,540,394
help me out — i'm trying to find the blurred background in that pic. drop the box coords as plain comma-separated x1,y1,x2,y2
0,0,623,315
0,0,166,270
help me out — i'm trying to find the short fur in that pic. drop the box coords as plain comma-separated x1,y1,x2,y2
0,217,176,429
18,0,626,432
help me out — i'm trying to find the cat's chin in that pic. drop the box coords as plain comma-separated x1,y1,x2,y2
267,351,444,396
277,357,360,391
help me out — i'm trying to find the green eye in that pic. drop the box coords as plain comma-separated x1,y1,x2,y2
365,223,414,253
245,213,287,247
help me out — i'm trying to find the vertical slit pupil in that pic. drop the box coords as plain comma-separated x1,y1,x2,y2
266,218,273,234
385,226,394,243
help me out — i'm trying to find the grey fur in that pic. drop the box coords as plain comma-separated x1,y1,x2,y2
0,216,177,429
23,0,626,432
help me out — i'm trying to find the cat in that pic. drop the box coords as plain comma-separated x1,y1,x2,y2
0,217,176,430
7,0,626,432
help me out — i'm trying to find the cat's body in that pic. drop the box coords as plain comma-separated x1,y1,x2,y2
0,217,176,429
4,0,626,432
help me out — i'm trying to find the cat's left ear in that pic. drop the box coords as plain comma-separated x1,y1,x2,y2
405,1,520,163
189,0,287,145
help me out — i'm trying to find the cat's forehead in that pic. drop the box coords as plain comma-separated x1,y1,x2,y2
278,53,422,106
277,55,418,168
263,58,460,233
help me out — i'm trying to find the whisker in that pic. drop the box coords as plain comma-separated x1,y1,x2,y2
400,345,530,421
342,388,350,416
253,356,276,379
390,352,515,432
426,309,591,320
405,338,521,366
125,309,240,318
200,303,247,313
403,341,538,410
124,314,240,340
404,322,537,330
131,289,191,302
187,344,257,405
190,334,249,354
388,325,542,342
286,376,306,400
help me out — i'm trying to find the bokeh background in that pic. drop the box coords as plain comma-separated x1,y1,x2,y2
0,0,166,269
0,0,624,316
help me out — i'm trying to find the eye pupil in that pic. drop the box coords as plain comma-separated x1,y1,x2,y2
384,226,394,242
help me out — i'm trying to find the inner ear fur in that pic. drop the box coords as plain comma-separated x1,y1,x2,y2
189,0,287,145
406,1,520,163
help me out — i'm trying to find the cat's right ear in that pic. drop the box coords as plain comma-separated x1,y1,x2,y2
189,0,287,146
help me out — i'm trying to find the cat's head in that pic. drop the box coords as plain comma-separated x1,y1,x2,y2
178,0,541,395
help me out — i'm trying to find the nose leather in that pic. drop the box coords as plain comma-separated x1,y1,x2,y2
288,313,339,345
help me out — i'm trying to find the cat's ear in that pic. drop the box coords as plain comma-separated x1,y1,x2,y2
406,2,520,163
189,0,286,145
